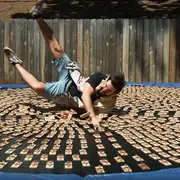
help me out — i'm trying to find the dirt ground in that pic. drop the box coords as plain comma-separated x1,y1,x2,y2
0,2,35,20
0,0,180,19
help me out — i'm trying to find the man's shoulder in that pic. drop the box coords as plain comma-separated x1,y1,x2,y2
91,72,106,79
86,72,107,90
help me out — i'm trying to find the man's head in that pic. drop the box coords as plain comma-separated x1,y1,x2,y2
99,73,125,96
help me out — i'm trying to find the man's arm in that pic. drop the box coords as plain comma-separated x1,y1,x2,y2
81,83,100,126
81,83,96,118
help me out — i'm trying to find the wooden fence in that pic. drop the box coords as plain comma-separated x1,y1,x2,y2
0,19,179,84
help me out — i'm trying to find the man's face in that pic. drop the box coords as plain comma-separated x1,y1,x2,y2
99,80,116,96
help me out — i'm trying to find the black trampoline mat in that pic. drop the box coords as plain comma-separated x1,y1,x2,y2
0,87,179,176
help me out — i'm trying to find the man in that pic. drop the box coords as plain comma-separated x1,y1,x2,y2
4,0,125,127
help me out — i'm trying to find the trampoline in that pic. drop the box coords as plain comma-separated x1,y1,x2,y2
0,83,179,179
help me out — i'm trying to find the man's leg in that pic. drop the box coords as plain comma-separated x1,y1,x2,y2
15,64,46,95
4,47,45,95
29,2,80,97
29,1,64,60
36,18,63,60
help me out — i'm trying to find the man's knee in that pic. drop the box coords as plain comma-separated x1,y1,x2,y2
50,41,64,59
33,82,46,95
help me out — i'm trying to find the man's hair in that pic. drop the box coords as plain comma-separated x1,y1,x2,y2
110,73,125,93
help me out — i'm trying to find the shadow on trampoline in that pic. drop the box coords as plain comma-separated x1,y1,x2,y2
111,107,132,116
18,103,131,118
20,103,71,112
11,13,32,19
16,103,86,118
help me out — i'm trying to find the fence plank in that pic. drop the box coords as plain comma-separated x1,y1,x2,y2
149,19,156,82
115,19,123,75
8,20,16,84
27,19,34,79
52,19,59,81
109,19,116,76
129,19,136,82
103,19,109,74
163,19,170,83
77,19,83,73
71,19,77,63
169,19,177,82
136,19,143,82
21,19,28,80
16,19,26,84
90,19,96,74
16,19,27,84
83,19,90,77
14,19,21,84
0,21,4,84
142,19,149,82
4,20,10,84
156,19,163,83
39,22,46,82
176,18,180,82
33,21,40,82
59,19,65,51
45,20,52,82
96,19,103,73
123,19,129,81
65,19,71,58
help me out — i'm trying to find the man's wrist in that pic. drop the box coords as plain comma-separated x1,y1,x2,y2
89,113,96,119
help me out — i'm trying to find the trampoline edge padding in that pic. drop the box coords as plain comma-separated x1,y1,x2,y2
126,82,180,88
0,173,83,180
0,168,180,180
0,84,29,89
0,82,180,90
85,167,180,180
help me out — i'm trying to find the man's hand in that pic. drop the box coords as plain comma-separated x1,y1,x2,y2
91,116,101,129
60,109,76,119
60,110,71,119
